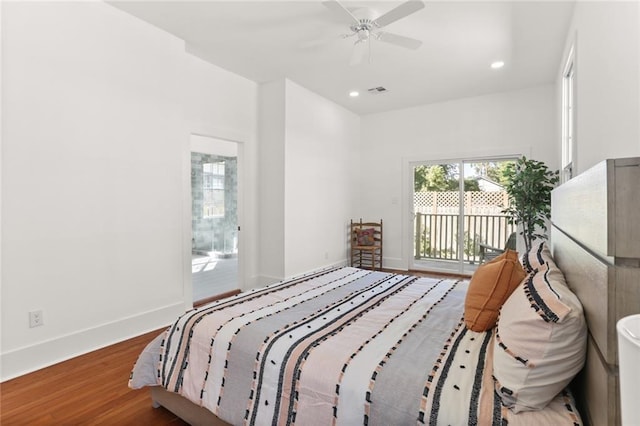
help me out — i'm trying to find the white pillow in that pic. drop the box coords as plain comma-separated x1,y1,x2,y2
493,261,587,412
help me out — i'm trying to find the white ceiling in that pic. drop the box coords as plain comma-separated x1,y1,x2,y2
109,1,576,115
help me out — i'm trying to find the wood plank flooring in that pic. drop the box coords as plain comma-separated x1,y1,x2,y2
0,329,187,426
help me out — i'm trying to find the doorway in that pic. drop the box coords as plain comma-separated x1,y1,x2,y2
190,135,239,302
411,158,516,274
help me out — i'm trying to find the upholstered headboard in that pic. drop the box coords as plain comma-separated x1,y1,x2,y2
551,157,640,426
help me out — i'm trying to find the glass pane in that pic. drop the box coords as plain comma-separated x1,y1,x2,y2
413,162,461,272
412,159,517,275
461,160,517,274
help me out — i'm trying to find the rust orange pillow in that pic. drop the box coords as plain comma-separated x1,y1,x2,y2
464,249,527,332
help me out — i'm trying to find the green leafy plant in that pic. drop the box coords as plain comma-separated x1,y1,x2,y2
459,230,481,258
501,157,559,253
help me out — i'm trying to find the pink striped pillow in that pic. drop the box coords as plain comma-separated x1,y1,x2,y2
521,241,553,273
493,261,587,412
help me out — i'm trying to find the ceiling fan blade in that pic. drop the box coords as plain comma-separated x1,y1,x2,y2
349,40,368,66
377,31,422,50
322,0,359,26
373,0,425,28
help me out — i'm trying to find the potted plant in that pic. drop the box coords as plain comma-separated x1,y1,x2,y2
501,157,559,253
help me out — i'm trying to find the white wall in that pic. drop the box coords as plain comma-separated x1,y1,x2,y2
1,2,258,380
5,0,637,382
0,0,4,364
558,1,640,175
360,85,556,270
259,79,360,282
258,80,286,283
183,53,259,293
283,80,360,278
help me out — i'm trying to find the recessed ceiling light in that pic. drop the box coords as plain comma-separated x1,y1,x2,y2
349,91,359,97
491,61,505,69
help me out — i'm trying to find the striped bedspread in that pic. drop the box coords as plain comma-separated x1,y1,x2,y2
131,267,581,426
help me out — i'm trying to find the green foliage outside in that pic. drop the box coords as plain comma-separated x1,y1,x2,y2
414,164,480,192
416,225,482,260
414,162,515,193
472,161,512,186
414,158,559,254
462,231,481,258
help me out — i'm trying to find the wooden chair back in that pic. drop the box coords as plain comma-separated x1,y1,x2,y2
350,219,383,270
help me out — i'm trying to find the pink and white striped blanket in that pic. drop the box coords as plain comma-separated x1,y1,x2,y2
130,267,581,425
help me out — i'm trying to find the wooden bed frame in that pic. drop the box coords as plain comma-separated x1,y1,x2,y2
551,157,640,426
151,386,229,425
150,157,640,426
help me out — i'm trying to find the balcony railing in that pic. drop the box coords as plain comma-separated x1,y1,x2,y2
414,213,516,264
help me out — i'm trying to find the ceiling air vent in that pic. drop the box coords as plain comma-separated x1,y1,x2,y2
367,86,388,95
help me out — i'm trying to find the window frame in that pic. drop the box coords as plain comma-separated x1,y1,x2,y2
561,43,576,182
202,161,225,219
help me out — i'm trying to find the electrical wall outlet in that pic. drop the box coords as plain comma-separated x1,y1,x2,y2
29,310,44,328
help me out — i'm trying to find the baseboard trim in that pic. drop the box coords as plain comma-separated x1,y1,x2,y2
194,289,242,308
0,302,185,382
254,261,349,289
382,257,404,270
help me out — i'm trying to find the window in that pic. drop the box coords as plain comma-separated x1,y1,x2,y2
562,45,576,182
203,161,225,218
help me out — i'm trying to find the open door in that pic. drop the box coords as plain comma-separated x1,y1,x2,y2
190,135,239,303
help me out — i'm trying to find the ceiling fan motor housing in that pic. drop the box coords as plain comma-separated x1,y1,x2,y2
351,18,374,40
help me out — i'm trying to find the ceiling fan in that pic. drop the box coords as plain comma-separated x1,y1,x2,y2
322,0,425,65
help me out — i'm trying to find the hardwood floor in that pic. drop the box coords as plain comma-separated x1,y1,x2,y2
0,329,188,426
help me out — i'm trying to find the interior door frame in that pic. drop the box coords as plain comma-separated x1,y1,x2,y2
405,151,525,274
182,130,246,311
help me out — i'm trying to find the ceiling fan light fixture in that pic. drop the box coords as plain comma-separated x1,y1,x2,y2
323,0,425,65
349,90,360,97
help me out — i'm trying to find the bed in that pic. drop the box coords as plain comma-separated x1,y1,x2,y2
550,157,640,426
130,266,583,426
129,157,639,426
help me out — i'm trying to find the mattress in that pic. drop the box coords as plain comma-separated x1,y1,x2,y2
130,266,581,425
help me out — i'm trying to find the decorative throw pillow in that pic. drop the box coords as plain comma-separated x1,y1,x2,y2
493,261,587,412
355,228,375,246
521,240,554,273
464,249,527,332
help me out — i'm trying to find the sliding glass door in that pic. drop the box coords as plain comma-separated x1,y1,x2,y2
411,158,516,274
